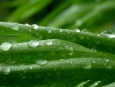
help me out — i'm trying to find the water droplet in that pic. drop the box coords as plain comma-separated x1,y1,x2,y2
6,59,16,65
29,66,33,69
25,23,29,26
105,58,109,62
47,29,51,33
82,62,91,69
3,67,10,74
74,29,80,32
0,42,12,51
81,29,90,32
59,59,64,61
66,46,73,55
32,24,38,29
59,29,63,32
36,33,42,40
28,40,39,48
36,59,47,65
101,31,115,38
44,40,53,45
10,25,19,30
92,61,95,63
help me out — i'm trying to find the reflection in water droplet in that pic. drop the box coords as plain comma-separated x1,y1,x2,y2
44,40,53,45
3,67,10,74
10,25,19,30
36,59,47,65
28,40,39,48
32,24,38,29
0,42,12,51
82,62,91,69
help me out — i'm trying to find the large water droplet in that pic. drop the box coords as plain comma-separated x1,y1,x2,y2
25,23,29,26
3,67,10,74
44,40,53,45
66,46,73,55
74,29,80,32
101,31,115,38
28,40,39,48
0,42,12,51
36,59,47,65
10,25,19,30
82,62,91,69
32,24,38,30
105,58,109,62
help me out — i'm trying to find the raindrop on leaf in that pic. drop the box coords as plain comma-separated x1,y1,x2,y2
32,24,38,30
36,59,47,65
0,42,12,51
28,40,39,48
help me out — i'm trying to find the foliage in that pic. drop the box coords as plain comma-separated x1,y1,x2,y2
0,0,115,87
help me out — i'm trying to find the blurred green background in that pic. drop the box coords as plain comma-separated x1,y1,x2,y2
0,0,115,42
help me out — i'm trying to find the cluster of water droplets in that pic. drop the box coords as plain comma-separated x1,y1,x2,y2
0,42,12,51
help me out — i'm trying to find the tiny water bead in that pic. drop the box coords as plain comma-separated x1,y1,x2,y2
66,46,73,55
32,24,38,30
82,62,91,69
28,40,39,48
104,63,111,69
36,59,47,65
0,42,12,51
10,25,19,30
44,40,53,45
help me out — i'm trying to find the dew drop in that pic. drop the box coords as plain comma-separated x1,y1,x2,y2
28,40,39,48
74,29,80,32
101,31,115,38
82,62,91,69
105,58,109,62
81,29,90,32
25,23,29,26
6,59,16,65
0,42,12,51
10,25,19,30
29,66,33,69
66,46,73,55
36,59,47,65
36,33,42,40
3,67,10,74
47,29,51,33
44,40,53,45
32,24,38,30
92,61,95,63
